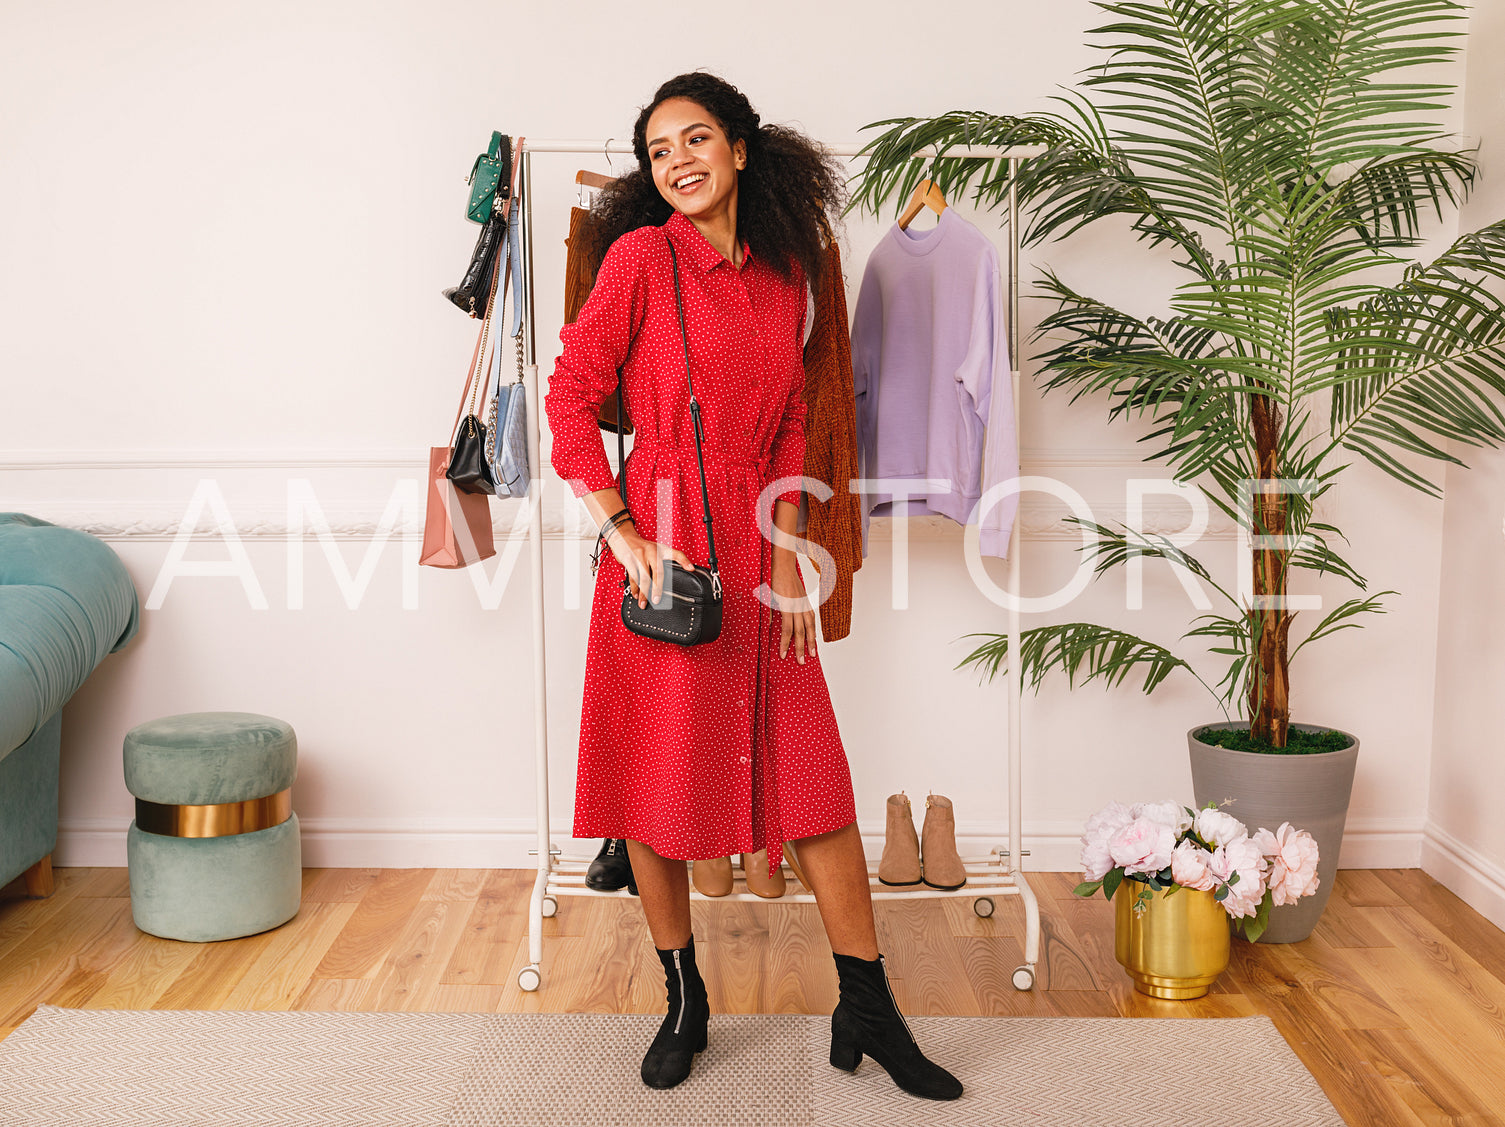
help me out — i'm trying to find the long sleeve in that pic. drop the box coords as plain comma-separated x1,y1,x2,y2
543,231,651,497
766,267,809,508
972,251,1017,559
850,256,879,559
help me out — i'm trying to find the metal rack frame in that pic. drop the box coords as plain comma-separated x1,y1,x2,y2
510,139,1043,994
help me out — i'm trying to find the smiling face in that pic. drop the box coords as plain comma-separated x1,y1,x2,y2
645,97,746,228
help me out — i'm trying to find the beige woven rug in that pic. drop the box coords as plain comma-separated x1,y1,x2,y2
0,1006,1343,1126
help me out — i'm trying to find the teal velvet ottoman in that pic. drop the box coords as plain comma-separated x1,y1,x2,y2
124,712,301,942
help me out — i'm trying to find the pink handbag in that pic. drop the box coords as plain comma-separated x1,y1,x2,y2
421,330,496,568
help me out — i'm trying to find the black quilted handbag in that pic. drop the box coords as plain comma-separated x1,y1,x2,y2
615,237,723,646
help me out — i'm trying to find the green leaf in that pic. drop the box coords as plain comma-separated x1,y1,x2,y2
1104,868,1125,902
1241,891,1275,943
1073,880,1105,898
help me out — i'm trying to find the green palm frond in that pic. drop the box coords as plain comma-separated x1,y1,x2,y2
1286,521,1369,588
1182,612,1255,709
956,623,1219,702
1063,517,1241,606
1290,592,1395,658
1325,220,1505,494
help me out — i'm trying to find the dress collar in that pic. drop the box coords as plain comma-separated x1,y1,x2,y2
665,209,751,274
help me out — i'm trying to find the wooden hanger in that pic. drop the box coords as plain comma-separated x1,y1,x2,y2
575,169,614,191
897,178,948,230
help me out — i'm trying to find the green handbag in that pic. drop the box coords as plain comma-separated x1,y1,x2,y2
466,132,511,223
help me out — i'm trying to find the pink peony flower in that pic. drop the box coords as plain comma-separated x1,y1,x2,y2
1209,835,1268,918
1194,807,1248,849
1253,822,1321,906
1080,801,1135,880
1132,800,1193,835
1108,817,1177,877
1170,839,1219,891
1081,839,1115,882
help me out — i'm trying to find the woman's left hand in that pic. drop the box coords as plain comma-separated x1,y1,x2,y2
770,555,816,664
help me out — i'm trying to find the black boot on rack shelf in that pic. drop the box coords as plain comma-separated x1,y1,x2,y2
642,937,709,1090
586,838,633,892
830,952,963,1101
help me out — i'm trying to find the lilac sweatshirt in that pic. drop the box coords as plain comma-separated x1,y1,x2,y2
851,208,1018,558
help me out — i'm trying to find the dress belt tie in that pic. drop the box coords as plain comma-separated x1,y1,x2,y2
630,437,771,473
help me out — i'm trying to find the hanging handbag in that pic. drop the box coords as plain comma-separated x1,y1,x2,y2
446,231,505,495
611,236,723,646
421,330,497,569
487,335,530,498
486,208,531,499
444,136,524,317
442,208,506,317
466,131,512,224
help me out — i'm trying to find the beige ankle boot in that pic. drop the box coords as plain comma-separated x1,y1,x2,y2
742,850,786,898
921,794,967,890
692,856,733,897
878,793,922,886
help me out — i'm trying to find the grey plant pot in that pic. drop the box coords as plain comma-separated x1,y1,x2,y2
1187,722,1359,944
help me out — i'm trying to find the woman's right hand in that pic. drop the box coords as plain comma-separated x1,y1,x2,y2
609,523,694,609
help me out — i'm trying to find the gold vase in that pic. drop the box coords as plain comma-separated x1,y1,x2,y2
1113,881,1231,999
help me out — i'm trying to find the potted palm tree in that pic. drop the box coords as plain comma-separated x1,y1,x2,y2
853,0,1505,941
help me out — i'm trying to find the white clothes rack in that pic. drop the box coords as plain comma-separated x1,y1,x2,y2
510,139,1044,994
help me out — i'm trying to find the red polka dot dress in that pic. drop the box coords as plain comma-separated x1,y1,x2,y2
544,210,856,875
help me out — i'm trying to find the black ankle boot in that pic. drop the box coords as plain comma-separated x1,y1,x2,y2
586,838,633,892
642,937,709,1089
830,952,962,1101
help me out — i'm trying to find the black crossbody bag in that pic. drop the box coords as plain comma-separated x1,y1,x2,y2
608,237,724,646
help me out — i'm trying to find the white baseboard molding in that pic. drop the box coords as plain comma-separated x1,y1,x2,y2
1421,821,1505,931
1336,816,1425,870
55,815,1425,873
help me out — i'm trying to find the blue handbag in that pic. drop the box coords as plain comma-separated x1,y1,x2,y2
486,215,530,498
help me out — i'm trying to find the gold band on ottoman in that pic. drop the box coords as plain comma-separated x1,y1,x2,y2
134,789,293,838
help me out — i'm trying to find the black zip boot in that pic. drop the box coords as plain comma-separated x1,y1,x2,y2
586,838,633,892
830,952,963,1100
642,937,709,1089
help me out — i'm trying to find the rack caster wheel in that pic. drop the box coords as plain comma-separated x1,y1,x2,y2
1011,965,1035,991
973,897,995,918
541,896,558,919
517,965,541,992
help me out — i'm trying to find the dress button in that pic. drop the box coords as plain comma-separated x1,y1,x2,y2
740,756,750,765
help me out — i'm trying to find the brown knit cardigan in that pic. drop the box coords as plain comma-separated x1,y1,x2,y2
800,236,862,641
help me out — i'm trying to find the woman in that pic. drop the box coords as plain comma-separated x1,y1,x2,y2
543,72,961,1102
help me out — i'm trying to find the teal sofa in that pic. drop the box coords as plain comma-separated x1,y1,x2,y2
1,514,139,896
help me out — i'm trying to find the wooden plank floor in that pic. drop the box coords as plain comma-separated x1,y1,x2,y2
1,867,1501,1125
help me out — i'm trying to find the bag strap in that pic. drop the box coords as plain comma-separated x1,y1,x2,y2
613,234,719,583
454,234,507,440
498,135,524,222
666,237,720,585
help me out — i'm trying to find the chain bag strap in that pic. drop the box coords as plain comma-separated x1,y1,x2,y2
483,141,531,498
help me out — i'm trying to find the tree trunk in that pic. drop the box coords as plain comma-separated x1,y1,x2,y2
1248,394,1290,747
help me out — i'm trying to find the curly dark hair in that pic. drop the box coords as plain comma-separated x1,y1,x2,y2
583,71,845,290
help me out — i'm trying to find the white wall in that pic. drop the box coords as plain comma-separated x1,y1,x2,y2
0,0,1471,875
1426,0,1505,929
